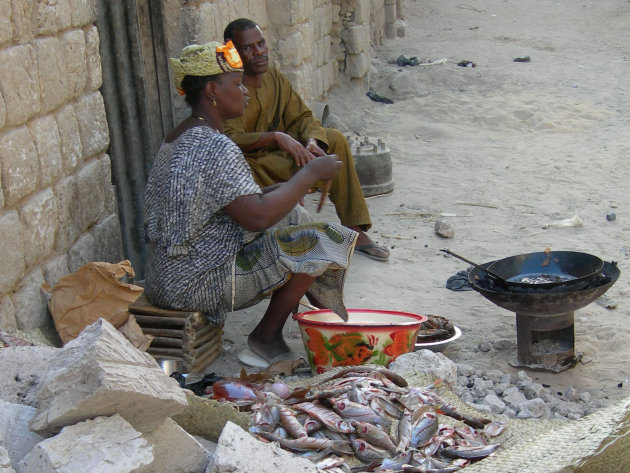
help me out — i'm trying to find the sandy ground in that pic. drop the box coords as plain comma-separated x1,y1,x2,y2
205,0,630,411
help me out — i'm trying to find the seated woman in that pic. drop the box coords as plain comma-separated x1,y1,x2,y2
143,41,357,367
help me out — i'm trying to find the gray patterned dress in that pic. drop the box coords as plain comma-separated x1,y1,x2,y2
143,126,356,325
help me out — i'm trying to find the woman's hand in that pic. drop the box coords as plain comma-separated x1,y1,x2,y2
303,154,342,182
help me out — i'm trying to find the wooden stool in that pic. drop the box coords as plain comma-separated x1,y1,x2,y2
128,293,222,373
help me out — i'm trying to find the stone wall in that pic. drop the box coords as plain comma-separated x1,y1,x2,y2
164,0,395,122
0,0,121,334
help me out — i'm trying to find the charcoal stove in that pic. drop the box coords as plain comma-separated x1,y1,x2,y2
468,260,620,372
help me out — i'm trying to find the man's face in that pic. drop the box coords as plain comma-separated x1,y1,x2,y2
231,26,269,76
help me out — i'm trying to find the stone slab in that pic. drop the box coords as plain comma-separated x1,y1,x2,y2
144,419,209,473
0,346,59,407
0,400,44,466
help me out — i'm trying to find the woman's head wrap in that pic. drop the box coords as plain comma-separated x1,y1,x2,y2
169,40,243,95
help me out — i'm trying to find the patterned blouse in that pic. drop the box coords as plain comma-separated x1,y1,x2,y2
143,126,261,315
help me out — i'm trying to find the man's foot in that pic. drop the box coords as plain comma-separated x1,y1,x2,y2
247,334,294,363
352,229,390,261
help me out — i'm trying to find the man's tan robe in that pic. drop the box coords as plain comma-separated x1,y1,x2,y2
224,67,371,230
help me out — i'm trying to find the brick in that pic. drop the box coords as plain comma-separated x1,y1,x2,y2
62,29,88,99
91,214,123,264
0,295,17,331
19,189,58,268
12,268,51,330
76,159,104,228
0,211,24,295
33,0,71,35
43,253,70,288
84,25,102,91
0,0,12,46
341,23,370,54
344,52,369,79
33,37,69,114
67,231,96,272
75,92,110,158
68,0,97,27
54,104,82,174
0,127,39,207
28,114,63,187
53,176,80,252
0,45,40,126
30,318,188,435
19,415,154,473
10,0,34,44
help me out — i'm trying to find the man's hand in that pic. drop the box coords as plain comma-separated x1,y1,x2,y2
305,138,327,157
275,132,315,167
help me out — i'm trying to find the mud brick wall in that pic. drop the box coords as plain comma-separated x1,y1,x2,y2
0,0,121,333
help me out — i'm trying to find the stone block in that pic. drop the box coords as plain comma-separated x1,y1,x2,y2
0,211,25,295
502,386,527,409
0,91,6,134
99,154,118,215
144,419,209,473
91,214,123,264
434,217,455,238
0,346,59,407
0,400,45,466
62,29,88,99
33,37,69,114
197,3,220,42
42,253,70,288
342,23,370,54
266,0,309,24
0,0,12,46
207,421,317,473
0,127,39,206
84,25,102,91
0,296,17,330
76,159,104,228
19,189,58,269
0,443,15,472
10,0,34,44
53,176,80,252
482,392,506,414
12,268,51,331
19,415,154,473
27,114,63,187
54,104,82,174
355,0,371,23
248,0,268,29
33,0,71,35
275,31,304,67
67,231,96,272
30,318,188,436
517,398,548,419
0,45,40,126
68,0,98,27
75,92,109,158
389,349,458,388
344,51,369,79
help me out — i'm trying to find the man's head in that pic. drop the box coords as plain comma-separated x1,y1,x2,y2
224,18,268,76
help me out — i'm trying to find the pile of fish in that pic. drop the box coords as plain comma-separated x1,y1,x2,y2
209,365,505,472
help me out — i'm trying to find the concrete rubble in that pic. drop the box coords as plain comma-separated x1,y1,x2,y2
0,346,59,407
0,401,44,467
30,318,187,436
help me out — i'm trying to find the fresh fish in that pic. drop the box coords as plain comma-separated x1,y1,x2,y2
396,410,412,453
371,396,404,419
351,439,390,463
352,420,397,453
257,431,353,454
441,444,500,460
253,402,279,432
454,426,487,447
333,399,391,426
483,421,506,437
304,416,324,434
294,402,354,434
272,426,289,439
378,451,413,470
410,407,439,448
278,405,307,438
436,402,491,429
316,456,346,469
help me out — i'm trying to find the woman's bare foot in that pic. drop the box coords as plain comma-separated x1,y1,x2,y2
247,333,294,363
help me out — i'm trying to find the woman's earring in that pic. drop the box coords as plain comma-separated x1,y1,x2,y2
212,99,217,106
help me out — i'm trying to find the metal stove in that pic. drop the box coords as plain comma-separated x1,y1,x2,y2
469,261,620,372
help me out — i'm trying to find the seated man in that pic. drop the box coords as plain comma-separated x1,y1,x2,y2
223,18,389,262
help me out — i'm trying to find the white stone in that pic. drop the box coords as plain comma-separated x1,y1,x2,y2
517,398,548,419
68,0,98,27
457,363,475,377
0,346,59,407
0,296,18,330
0,211,25,295
0,443,15,472
523,382,544,400
76,159,104,229
19,189,58,269
67,231,97,272
0,0,12,45
12,269,51,331
53,176,80,252
435,218,455,238
144,419,209,473
27,114,63,187
482,392,505,414
0,400,45,466
32,37,69,114
91,214,123,264
10,0,35,44
33,0,71,35
341,24,370,55
0,127,39,207
30,318,187,436
55,104,83,173
389,349,458,388
0,45,40,126
344,52,369,79
502,386,527,409
84,25,102,91
18,415,153,473
62,29,88,98
43,254,70,288
75,92,109,159
207,421,317,473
